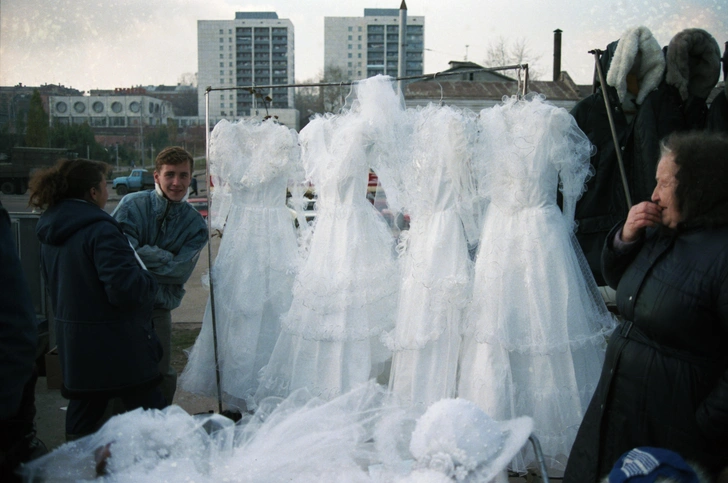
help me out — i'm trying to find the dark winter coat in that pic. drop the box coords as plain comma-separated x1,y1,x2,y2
571,29,720,285
36,199,162,399
563,222,728,481
704,41,726,134
0,203,37,420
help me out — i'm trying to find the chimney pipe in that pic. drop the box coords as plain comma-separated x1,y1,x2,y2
553,29,562,82
398,0,408,95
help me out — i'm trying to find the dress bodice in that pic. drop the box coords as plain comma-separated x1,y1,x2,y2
402,105,476,218
475,96,593,222
209,118,302,226
299,113,372,210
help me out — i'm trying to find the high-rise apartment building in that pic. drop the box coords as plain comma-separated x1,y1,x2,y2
324,8,424,81
198,12,294,119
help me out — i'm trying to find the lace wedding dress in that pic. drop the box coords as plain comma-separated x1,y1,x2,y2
255,76,404,403
384,104,478,409
458,95,616,473
179,118,302,410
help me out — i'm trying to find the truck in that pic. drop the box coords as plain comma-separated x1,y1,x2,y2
0,147,71,195
112,169,155,195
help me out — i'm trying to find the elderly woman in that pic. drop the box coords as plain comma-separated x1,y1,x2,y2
563,131,728,481
31,158,165,440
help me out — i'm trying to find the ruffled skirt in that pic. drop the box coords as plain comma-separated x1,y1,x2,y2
458,202,615,473
179,205,298,409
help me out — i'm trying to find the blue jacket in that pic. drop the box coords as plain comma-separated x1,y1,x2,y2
36,199,161,398
0,203,37,419
112,189,208,310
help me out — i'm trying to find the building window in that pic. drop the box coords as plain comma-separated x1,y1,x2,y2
358,44,361,49
348,26,353,31
348,35,352,40
348,62,352,67
358,26,362,31
228,29,232,34
229,95,234,99
348,53,352,58
229,62,233,67
358,53,362,58
220,94,224,99
348,45,352,49
219,54,223,59
221,103,225,108
229,46,232,51
229,54,232,59
219,29,223,34
358,35,362,40
220,38,224,43
357,70,362,76
220,46,223,51
230,103,233,108
348,70,353,76
220,79,224,84
220,70,224,75
220,62,224,67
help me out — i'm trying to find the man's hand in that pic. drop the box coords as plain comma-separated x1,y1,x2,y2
622,201,662,242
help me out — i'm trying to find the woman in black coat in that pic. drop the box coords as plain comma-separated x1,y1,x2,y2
563,131,728,481
30,159,165,440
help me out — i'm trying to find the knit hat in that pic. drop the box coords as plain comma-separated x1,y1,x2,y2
608,447,701,483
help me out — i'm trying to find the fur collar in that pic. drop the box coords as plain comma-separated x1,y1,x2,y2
606,26,665,105
665,28,721,101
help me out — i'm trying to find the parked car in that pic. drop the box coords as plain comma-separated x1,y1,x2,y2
187,196,208,218
112,169,155,195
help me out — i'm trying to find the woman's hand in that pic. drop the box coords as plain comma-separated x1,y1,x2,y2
622,201,663,242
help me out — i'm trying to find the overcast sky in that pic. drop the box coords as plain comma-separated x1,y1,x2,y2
1,0,725,93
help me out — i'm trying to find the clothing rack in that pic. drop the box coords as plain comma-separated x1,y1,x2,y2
201,62,529,415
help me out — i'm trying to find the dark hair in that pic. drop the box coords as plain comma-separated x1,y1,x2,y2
28,158,109,210
661,131,728,228
155,146,193,173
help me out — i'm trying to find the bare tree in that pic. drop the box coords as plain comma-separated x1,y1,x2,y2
178,72,198,87
295,78,324,130
483,37,543,80
321,65,349,114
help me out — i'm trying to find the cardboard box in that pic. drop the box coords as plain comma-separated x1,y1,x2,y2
45,347,63,390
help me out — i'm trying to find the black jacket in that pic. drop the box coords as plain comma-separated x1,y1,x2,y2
707,89,728,133
0,203,37,420
36,199,161,399
563,223,728,481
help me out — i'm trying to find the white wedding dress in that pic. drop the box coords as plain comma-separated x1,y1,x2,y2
458,95,616,473
255,76,404,403
384,104,478,409
179,118,302,410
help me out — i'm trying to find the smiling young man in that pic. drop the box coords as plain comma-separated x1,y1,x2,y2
112,147,208,405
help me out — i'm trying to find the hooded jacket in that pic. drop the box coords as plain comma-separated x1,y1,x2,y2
112,187,208,311
570,26,721,285
36,199,161,398
563,222,728,481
